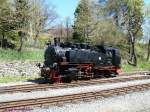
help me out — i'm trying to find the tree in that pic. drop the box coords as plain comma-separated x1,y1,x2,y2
73,0,92,42
29,0,58,47
125,0,144,66
144,5,150,61
0,0,58,50
88,0,127,49
52,22,66,39
0,1,15,40
91,20,127,47
14,0,30,52
101,0,144,66
147,39,150,60
65,17,72,41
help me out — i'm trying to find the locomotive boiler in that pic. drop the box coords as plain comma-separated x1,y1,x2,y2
38,38,121,83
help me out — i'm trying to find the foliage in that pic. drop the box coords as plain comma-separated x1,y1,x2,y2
90,19,127,47
125,0,144,66
73,0,92,42
14,0,30,51
0,1,16,40
14,0,30,30
0,0,57,51
79,0,128,49
98,0,144,66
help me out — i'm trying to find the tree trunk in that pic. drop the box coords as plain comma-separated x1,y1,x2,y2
130,41,137,65
33,31,39,47
2,32,4,39
1,32,5,48
86,26,89,42
18,31,24,52
128,35,131,60
128,31,137,66
147,39,150,61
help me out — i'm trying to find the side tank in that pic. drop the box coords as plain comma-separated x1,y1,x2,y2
66,49,109,66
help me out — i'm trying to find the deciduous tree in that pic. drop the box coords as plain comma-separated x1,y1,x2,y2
65,17,72,41
144,5,150,61
125,0,144,66
100,0,144,66
14,0,30,52
29,0,58,47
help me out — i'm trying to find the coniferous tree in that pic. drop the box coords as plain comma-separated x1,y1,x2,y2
73,0,92,42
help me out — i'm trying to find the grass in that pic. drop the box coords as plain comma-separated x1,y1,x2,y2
0,48,44,62
0,76,39,83
122,60,150,73
121,44,150,72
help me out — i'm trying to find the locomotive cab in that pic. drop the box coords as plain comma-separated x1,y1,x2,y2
106,48,121,68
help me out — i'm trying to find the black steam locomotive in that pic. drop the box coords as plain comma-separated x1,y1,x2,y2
38,38,121,83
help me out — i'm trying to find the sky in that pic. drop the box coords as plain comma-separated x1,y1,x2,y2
48,0,150,23
48,0,79,23
145,0,150,4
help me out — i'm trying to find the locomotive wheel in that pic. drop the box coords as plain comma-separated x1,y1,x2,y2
104,73,116,78
62,76,72,83
62,74,75,83
42,77,51,83
104,73,111,78
93,72,105,79
48,80,55,84
43,76,54,84
110,73,117,77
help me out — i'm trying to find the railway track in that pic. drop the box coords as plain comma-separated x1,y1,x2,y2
0,71,149,94
0,82,150,112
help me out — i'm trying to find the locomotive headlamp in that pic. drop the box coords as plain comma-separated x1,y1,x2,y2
99,57,102,61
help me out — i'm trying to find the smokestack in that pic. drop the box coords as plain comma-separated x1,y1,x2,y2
54,37,61,46
54,38,58,46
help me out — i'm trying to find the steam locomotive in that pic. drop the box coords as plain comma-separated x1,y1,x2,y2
38,38,121,83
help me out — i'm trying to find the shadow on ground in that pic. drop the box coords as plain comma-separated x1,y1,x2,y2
27,78,50,84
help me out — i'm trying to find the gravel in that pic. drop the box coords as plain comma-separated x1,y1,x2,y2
33,90,150,112
0,73,147,87
0,79,150,103
0,61,40,77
